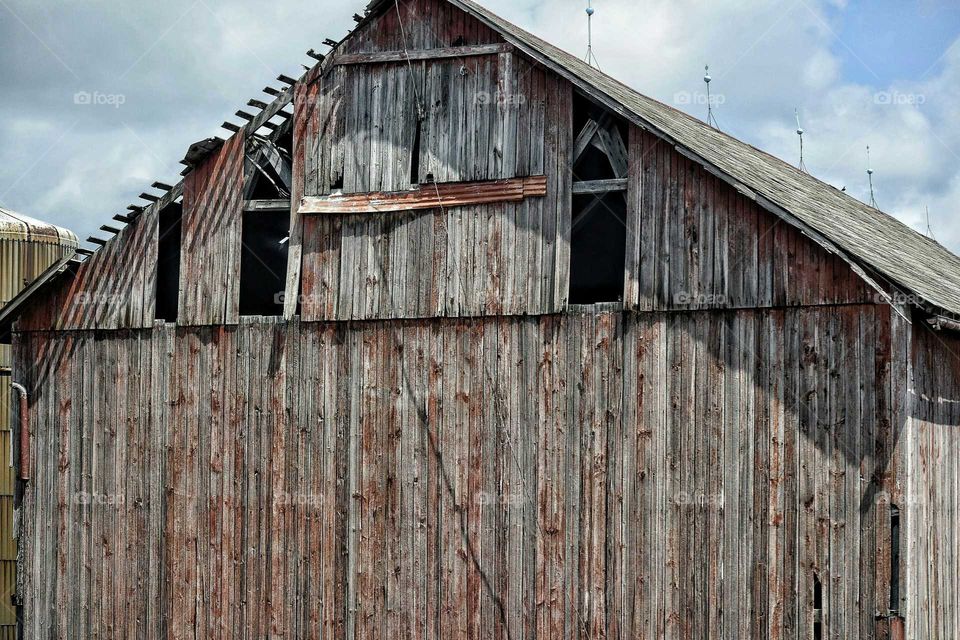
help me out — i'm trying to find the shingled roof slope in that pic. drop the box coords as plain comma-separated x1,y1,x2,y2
444,0,960,316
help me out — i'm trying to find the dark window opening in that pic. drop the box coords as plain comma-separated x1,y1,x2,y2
569,193,627,304
239,210,290,316
890,504,901,613
410,119,423,185
568,93,628,305
813,573,823,640
155,202,182,322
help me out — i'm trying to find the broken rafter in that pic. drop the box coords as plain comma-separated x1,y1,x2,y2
300,176,547,215
306,49,325,62
335,43,513,66
323,38,339,48
572,178,628,195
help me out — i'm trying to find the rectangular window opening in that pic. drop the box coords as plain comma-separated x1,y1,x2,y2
155,202,182,322
569,193,627,304
239,209,290,317
568,93,627,305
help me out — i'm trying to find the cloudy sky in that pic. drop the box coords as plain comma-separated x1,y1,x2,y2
1,0,958,253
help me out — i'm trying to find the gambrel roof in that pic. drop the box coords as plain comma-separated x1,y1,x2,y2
424,0,960,316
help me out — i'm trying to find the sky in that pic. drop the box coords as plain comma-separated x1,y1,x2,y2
0,0,959,253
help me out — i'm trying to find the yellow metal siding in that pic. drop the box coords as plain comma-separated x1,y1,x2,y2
0,221,76,633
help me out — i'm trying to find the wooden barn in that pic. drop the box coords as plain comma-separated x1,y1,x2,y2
2,0,960,637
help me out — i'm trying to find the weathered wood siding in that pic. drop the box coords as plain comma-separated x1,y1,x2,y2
178,133,245,326
905,322,960,639
299,55,572,320
16,210,158,332
626,128,876,311
18,305,906,639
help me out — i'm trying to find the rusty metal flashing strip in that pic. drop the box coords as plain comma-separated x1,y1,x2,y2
299,176,547,215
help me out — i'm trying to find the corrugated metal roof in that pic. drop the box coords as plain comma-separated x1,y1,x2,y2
446,0,960,316
0,206,79,247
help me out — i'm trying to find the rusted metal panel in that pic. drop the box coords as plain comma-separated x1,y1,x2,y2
299,176,547,214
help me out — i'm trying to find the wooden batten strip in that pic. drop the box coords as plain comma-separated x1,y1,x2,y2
334,43,513,66
299,176,547,215
572,178,628,194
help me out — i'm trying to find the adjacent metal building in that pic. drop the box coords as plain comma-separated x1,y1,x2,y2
0,207,76,639
2,0,960,638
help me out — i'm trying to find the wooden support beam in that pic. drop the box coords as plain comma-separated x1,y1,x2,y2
76,248,94,257
139,193,160,202
99,225,121,234
127,205,145,213
277,74,296,85
87,236,108,246
247,98,268,109
113,213,133,224
263,86,281,96
151,181,173,191
574,118,602,162
235,110,255,121
572,178,628,195
221,121,241,133
323,38,339,48
244,199,292,212
334,43,513,66
352,13,363,22
596,121,629,178
306,49,325,62
260,121,279,131
300,176,546,215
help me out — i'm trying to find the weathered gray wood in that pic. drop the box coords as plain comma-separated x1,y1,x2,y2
334,42,512,65
571,178,627,194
